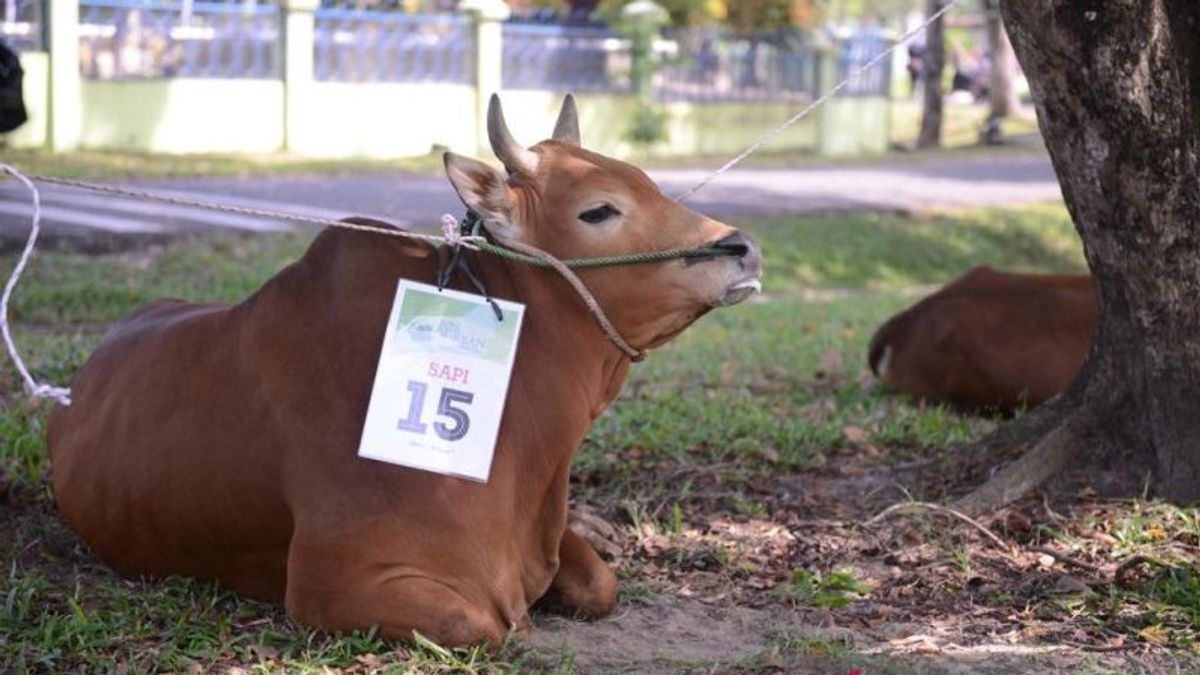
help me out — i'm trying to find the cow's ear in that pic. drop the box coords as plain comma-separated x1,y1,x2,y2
443,152,521,238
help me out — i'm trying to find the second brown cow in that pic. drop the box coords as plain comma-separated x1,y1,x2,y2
868,266,1096,413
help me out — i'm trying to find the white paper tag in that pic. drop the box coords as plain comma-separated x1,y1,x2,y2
358,279,525,482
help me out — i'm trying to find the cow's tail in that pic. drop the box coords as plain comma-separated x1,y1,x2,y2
867,318,897,380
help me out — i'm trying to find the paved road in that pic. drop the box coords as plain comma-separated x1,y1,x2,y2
0,153,1062,242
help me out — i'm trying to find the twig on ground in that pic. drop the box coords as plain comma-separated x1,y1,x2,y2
866,501,1013,553
1041,493,1069,522
892,456,950,471
1030,545,1101,574
1061,641,1135,653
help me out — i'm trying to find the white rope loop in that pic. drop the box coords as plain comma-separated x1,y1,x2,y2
0,164,72,406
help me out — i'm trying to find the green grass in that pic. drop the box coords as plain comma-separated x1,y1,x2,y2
1039,500,1200,652
574,204,1083,502
0,204,1095,672
773,569,870,609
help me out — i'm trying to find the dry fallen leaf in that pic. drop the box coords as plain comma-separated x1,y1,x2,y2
842,425,870,445
1138,624,1169,645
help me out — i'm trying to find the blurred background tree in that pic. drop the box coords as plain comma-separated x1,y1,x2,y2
564,1,924,31
726,0,813,32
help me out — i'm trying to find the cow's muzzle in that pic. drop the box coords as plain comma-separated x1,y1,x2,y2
711,231,763,306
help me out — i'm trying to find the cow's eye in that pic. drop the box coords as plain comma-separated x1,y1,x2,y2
579,204,621,224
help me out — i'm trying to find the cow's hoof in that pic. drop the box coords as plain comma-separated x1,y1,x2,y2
552,564,618,618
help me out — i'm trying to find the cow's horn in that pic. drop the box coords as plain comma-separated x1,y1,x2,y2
552,94,581,145
488,94,538,176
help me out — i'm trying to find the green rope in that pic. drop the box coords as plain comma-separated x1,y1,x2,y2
465,216,737,269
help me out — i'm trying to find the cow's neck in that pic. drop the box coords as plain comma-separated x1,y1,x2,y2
483,253,632,450
466,253,631,598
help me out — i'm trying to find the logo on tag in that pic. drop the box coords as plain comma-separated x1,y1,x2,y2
358,280,525,482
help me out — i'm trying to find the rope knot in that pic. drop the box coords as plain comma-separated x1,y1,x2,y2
31,383,72,406
440,213,481,251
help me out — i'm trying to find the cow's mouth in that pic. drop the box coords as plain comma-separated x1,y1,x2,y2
717,277,763,306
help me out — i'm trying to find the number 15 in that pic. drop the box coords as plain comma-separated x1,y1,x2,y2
396,381,474,442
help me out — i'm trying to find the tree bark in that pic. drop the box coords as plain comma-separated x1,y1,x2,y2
960,1,1200,510
916,0,947,149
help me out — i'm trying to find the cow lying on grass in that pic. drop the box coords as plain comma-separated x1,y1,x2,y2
868,266,1095,413
47,96,763,647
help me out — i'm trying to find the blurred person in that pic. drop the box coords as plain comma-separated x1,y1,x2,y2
906,38,925,98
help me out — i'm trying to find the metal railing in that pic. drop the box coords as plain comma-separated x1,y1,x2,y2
499,24,826,103
313,10,472,83
835,29,892,97
658,28,817,103
501,23,628,93
1,0,42,52
78,0,280,80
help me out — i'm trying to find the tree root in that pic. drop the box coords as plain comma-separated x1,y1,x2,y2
951,392,1079,483
866,501,1013,553
953,411,1091,516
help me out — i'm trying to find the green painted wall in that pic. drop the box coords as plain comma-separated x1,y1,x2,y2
27,0,890,159
493,91,822,159
67,78,886,161
1,52,49,149
80,80,285,154
816,97,890,156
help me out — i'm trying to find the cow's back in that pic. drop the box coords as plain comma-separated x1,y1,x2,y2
868,267,1096,411
48,295,295,599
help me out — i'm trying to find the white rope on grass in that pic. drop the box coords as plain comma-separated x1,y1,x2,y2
0,164,72,406
675,0,960,203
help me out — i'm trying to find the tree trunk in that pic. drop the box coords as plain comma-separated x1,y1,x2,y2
916,0,947,149
959,0,1200,511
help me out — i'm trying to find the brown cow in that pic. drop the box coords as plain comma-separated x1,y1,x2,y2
47,96,763,647
867,266,1096,413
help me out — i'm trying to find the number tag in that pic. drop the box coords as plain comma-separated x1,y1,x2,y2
357,280,525,482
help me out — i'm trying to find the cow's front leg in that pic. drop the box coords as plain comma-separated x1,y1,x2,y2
545,527,617,617
284,531,508,649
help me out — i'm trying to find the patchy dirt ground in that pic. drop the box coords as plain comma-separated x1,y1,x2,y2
509,446,1200,674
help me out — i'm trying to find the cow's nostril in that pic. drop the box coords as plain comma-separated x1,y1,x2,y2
712,232,751,258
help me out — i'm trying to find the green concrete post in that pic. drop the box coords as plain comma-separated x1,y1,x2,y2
459,0,509,156
46,0,81,152
619,1,666,104
617,2,668,148
283,0,318,153
813,39,838,157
